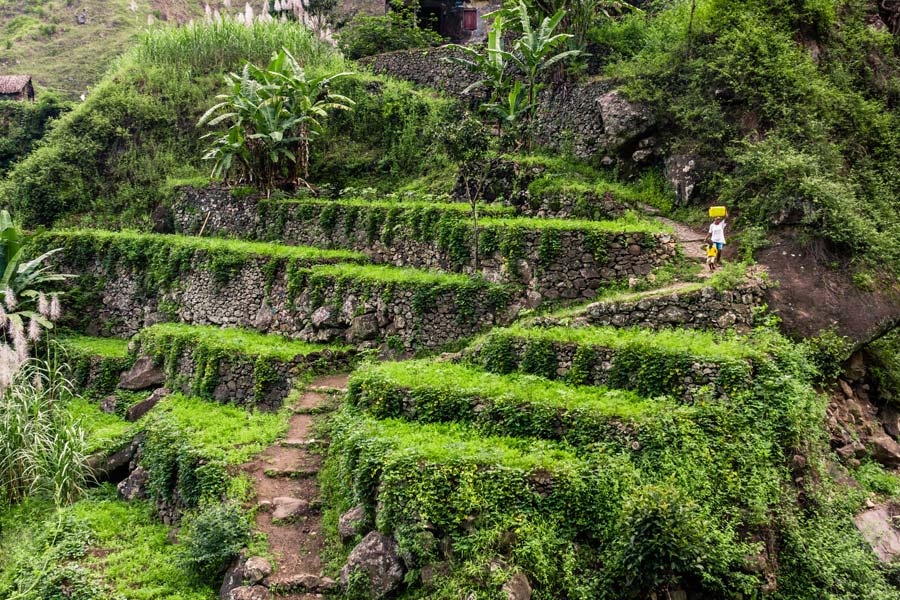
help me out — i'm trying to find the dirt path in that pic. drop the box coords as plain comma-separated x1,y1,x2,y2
241,373,349,599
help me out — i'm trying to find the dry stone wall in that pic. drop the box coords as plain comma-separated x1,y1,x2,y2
170,186,677,303
360,47,659,162
58,250,514,351
535,275,767,332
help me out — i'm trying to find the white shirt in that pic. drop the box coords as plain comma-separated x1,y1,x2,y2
709,221,726,244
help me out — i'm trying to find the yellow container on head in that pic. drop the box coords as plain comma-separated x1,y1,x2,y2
708,206,727,218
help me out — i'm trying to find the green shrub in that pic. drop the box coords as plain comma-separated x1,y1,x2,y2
0,94,69,177
177,502,251,584
336,7,445,60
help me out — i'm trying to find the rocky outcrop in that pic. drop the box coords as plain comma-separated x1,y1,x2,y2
124,386,169,422
854,505,900,563
339,531,405,598
338,505,369,542
116,466,148,501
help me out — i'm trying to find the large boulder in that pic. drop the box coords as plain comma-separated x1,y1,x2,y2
502,572,532,600
243,556,272,585
272,496,308,522
228,586,269,600
219,555,246,600
118,356,165,390
339,531,405,598
348,313,380,342
598,90,656,153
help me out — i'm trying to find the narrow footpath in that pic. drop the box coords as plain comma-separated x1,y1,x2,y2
239,374,349,600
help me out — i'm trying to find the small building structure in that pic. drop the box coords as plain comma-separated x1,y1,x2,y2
0,76,35,102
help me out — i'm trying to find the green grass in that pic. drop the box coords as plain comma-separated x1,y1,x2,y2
154,393,288,464
58,334,130,359
48,229,367,263
66,396,134,455
480,211,670,234
351,359,661,417
0,488,216,599
487,323,760,361
137,323,350,362
310,262,493,287
276,196,515,215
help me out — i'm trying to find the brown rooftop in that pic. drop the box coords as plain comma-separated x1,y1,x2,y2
0,75,32,94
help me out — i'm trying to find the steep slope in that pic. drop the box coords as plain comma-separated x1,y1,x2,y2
0,0,207,96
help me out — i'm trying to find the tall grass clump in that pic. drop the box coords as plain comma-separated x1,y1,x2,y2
0,359,87,508
133,18,343,75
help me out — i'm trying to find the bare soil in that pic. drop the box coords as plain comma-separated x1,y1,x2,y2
241,374,350,596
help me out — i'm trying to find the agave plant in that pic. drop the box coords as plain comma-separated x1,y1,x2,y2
199,47,354,192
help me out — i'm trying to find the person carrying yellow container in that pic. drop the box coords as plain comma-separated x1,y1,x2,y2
705,206,727,267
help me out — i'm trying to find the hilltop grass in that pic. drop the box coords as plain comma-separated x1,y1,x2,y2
137,323,350,363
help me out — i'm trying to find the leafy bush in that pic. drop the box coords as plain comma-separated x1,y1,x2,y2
177,502,251,584
0,93,69,176
336,7,444,60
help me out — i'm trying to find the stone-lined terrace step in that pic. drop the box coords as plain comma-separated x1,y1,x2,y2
532,267,768,332
328,411,635,547
347,359,674,448
170,190,678,302
42,229,517,350
57,334,134,397
467,324,764,401
133,323,355,410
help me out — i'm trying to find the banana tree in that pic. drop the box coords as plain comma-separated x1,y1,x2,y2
199,48,354,192
444,15,509,101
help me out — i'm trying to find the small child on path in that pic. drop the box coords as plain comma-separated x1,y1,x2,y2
705,243,718,271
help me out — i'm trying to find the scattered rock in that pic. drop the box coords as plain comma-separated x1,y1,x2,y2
311,305,338,329
854,505,900,563
882,406,900,439
118,356,165,390
126,387,170,422
228,586,270,600
665,154,704,206
339,531,405,598
219,555,246,600
272,496,309,522
502,572,532,600
243,557,272,585
872,434,900,466
117,466,149,501
253,302,274,331
100,394,117,414
338,505,368,542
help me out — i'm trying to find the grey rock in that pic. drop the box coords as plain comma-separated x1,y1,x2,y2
220,556,246,600
338,505,368,542
100,394,117,414
117,466,149,501
502,572,532,600
253,303,274,331
597,90,655,152
272,496,308,522
348,313,380,342
872,434,900,466
119,356,165,390
228,586,270,600
243,556,272,585
882,406,900,439
339,531,405,598
855,506,900,563
86,434,142,483
126,387,170,422
665,154,704,206
311,305,337,328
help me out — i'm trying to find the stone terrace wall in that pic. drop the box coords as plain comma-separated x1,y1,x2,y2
140,345,353,410
467,338,738,403
170,187,677,303
535,275,767,332
63,254,513,351
360,48,657,162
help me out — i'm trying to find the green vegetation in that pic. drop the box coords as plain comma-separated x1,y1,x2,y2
0,488,217,599
176,502,250,585
65,396,134,455
198,47,355,189
336,5,444,59
0,359,87,509
0,95,69,176
58,334,135,397
348,359,671,445
592,0,900,272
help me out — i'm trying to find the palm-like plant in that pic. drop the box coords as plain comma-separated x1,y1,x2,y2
445,15,509,101
198,47,354,192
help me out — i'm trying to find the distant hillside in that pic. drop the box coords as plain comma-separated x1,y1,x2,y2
0,0,208,96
